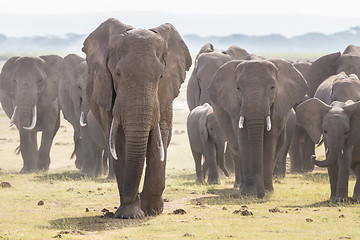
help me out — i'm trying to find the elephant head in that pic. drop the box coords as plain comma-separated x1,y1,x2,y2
209,59,307,197
82,18,191,218
296,99,360,167
0,55,62,129
306,45,360,97
186,44,250,111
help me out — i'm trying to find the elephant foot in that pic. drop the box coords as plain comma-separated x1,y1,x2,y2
196,178,204,184
140,195,164,216
207,178,221,185
335,196,349,202
114,202,145,219
233,181,241,188
20,167,35,174
240,184,257,196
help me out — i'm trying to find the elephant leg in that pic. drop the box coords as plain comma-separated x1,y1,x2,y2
238,128,256,194
19,130,37,173
93,145,104,178
80,126,97,177
205,140,220,185
37,109,60,171
352,162,360,199
328,164,338,201
290,126,304,173
202,157,208,182
335,145,353,201
192,150,203,183
302,133,315,172
273,129,287,178
73,130,83,170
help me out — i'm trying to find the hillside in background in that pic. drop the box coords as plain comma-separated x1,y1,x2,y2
0,26,359,56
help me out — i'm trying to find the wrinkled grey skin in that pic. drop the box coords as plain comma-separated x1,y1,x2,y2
59,54,104,177
286,60,314,173
82,18,191,219
295,45,360,173
187,43,250,172
87,110,114,178
0,55,62,172
297,98,360,201
209,59,307,198
187,103,229,184
273,109,296,177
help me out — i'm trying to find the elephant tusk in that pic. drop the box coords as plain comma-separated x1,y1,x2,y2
23,105,37,130
80,111,87,127
9,106,17,127
266,116,271,131
238,116,244,129
156,124,165,161
109,118,118,160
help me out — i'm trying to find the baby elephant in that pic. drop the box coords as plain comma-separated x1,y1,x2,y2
187,103,229,184
296,99,360,201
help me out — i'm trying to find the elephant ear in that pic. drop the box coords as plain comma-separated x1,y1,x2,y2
39,55,63,105
82,18,133,111
186,65,200,111
270,59,308,120
151,23,192,109
296,98,331,144
208,60,242,118
343,101,360,144
0,56,19,98
306,52,340,97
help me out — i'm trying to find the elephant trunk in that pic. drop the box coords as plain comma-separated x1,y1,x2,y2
312,146,340,167
247,119,265,198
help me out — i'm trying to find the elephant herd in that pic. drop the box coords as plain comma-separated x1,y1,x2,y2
0,18,360,219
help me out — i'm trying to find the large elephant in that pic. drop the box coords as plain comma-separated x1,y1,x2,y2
0,55,63,172
208,59,307,198
294,45,360,173
59,54,104,177
297,99,360,201
82,18,192,218
187,103,229,184
186,43,250,111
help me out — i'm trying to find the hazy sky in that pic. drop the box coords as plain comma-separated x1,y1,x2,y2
1,0,360,37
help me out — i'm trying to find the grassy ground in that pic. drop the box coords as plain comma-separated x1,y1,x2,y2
1,52,360,239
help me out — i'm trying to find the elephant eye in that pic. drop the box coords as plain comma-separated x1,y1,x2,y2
270,84,275,90
323,130,327,134
344,131,348,135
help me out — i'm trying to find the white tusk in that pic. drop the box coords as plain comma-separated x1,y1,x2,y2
266,116,271,131
156,124,165,161
23,105,37,130
239,116,244,129
9,106,17,127
80,111,87,127
109,118,118,160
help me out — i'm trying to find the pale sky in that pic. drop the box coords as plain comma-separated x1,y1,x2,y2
1,0,360,37
1,0,359,16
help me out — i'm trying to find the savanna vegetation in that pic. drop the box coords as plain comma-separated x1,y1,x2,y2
1,53,360,240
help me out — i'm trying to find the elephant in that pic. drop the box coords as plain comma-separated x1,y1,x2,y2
87,110,114,178
82,18,192,218
187,103,229,184
186,43,250,111
58,53,105,177
296,98,360,201
208,59,308,198
186,43,250,172
0,55,63,172
293,45,360,173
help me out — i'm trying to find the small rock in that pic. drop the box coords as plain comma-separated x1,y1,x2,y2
164,198,170,202
103,211,115,218
306,218,313,222
101,208,109,213
233,209,253,216
269,207,283,213
339,214,345,218
172,209,186,215
85,208,90,212
38,200,44,206
183,233,194,237
0,182,11,188
222,207,227,210
66,188,74,192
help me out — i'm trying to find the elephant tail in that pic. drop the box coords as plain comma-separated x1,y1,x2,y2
14,145,21,155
